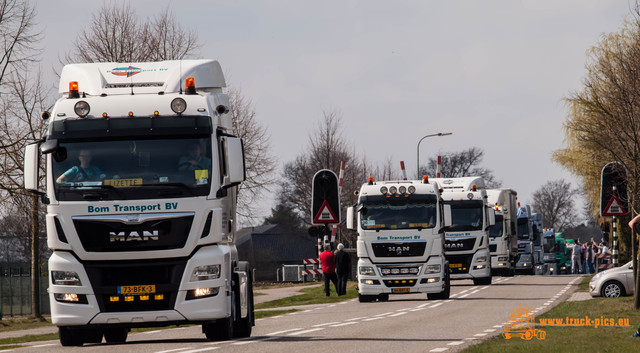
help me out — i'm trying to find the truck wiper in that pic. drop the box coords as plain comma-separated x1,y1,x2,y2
82,184,126,200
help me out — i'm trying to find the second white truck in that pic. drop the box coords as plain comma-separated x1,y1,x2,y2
347,177,452,302
431,177,495,285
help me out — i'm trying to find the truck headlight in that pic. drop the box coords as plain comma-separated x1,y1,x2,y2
359,266,375,276
425,264,441,274
476,256,487,263
51,271,82,286
498,256,508,262
190,265,221,281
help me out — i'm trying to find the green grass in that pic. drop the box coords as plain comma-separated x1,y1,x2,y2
463,287,640,353
0,316,51,332
254,281,358,309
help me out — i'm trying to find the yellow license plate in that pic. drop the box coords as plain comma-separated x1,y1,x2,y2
103,178,143,187
392,288,410,293
118,285,156,295
449,263,463,268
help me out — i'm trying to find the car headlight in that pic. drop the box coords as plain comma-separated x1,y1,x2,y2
359,266,375,276
51,271,82,286
190,265,221,281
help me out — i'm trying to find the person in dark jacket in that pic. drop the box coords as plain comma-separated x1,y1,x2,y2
319,244,338,296
334,243,351,296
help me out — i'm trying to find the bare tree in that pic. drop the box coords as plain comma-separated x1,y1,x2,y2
532,179,579,231
64,4,199,63
228,87,276,225
0,0,40,88
277,110,370,246
0,0,46,319
424,147,501,187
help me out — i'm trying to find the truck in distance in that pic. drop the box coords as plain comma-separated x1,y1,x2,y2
431,177,495,285
486,188,518,276
346,176,452,302
23,60,253,346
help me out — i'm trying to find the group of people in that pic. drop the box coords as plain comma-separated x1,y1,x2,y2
319,243,351,296
570,238,609,274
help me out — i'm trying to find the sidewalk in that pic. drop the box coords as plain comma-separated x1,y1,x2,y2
0,283,321,341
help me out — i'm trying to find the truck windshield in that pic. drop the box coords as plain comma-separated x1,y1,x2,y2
52,137,213,201
517,218,530,239
359,194,437,230
543,237,555,253
488,214,503,237
446,200,484,231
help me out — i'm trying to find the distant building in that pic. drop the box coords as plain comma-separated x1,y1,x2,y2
236,224,317,281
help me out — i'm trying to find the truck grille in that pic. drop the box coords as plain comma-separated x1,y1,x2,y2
444,238,476,252
73,214,194,252
84,258,186,312
371,241,426,257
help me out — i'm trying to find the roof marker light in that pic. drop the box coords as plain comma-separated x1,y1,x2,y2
185,77,196,95
69,81,80,98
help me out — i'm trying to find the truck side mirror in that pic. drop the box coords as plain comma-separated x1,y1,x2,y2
487,207,496,228
24,143,40,193
443,204,452,227
222,136,245,186
346,206,355,230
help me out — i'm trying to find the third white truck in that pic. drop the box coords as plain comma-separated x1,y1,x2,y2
431,177,495,285
486,189,518,276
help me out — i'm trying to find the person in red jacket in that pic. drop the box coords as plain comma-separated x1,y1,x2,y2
319,244,338,296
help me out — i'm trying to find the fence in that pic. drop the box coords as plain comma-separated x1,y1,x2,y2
0,262,50,317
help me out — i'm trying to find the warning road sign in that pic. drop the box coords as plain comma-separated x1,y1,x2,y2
313,200,339,224
602,194,628,217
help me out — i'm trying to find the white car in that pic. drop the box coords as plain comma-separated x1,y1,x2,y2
589,261,634,298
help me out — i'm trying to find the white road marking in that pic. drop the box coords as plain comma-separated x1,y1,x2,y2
287,328,325,336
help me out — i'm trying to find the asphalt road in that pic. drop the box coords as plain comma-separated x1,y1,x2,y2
14,275,581,353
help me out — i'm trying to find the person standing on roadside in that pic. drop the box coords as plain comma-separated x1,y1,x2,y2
571,240,583,274
319,244,338,296
334,243,351,296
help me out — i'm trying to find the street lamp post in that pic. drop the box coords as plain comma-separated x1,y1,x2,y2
416,132,453,179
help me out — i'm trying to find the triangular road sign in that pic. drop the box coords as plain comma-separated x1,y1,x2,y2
313,200,339,224
602,194,628,217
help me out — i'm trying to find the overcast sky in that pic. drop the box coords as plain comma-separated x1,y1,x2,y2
35,1,635,223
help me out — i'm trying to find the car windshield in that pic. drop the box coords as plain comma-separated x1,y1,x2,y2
52,137,213,201
359,194,437,230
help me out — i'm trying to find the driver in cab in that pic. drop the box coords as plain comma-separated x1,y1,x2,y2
56,149,104,183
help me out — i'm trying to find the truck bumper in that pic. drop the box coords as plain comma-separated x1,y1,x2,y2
49,246,232,326
356,257,446,296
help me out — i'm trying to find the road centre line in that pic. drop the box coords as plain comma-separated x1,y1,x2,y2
331,322,359,327
179,347,220,353
447,341,465,346
431,302,443,308
346,316,367,321
474,333,487,337
155,348,194,353
266,328,304,335
375,312,394,316
313,321,341,327
389,311,408,317
231,336,279,345
287,328,325,336
429,348,449,352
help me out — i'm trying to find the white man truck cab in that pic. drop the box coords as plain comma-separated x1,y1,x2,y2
23,60,254,346
431,177,495,285
346,177,453,302
486,189,518,276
